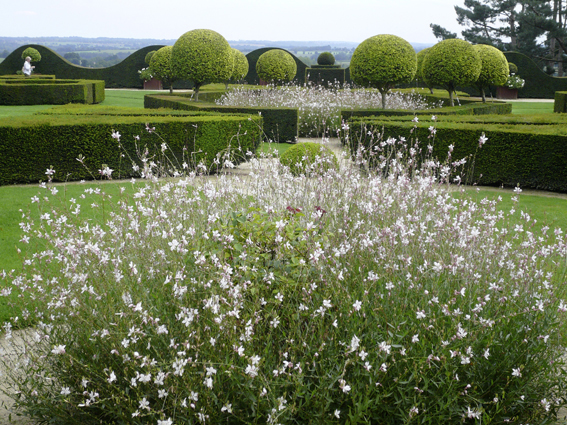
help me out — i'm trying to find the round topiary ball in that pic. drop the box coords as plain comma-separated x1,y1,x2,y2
421,39,481,106
416,47,431,82
317,52,335,66
21,47,41,62
149,46,175,90
473,44,509,101
350,34,417,108
256,49,297,84
279,142,339,176
509,62,518,74
145,50,157,65
231,48,249,81
171,29,233,99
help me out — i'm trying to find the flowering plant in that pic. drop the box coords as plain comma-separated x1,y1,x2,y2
138,67,153,81
1,122,567,424
504,73,525,89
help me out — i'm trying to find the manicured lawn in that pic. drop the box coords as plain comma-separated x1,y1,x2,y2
102,89,163,108
509,101,554,114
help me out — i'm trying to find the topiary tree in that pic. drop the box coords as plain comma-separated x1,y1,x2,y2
256,49,297,84
421,39,482,106
350,34,417,109
144,50,157,65
279,142,339,176
317,52,335,66
473,44,509,103
226,48,249,88
170,29,233,101
149,46,177,93
21,47,41,63
416,47,434,94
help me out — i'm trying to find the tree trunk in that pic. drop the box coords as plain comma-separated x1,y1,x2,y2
481,87,486,103
380,88,387,109
194,84,201,102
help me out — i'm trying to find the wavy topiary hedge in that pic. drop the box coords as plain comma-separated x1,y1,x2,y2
346,114,567,192
503,52,567,98
0,44,164,88
144,92,298,143
0,78,105,105
0,108,262,185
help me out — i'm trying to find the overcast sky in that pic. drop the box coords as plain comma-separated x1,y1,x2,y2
4,0,463,44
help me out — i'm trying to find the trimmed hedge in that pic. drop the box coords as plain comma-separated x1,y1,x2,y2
144,93,298,143
0,74,55,80
503,52,567,99
0,78,105,105
340,101,512,122
244,48,308,86
0,44,164,88
0,109,262,185
554,91,567,113
346,114,567,192
305,67,345,86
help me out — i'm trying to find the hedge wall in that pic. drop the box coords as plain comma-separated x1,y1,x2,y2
0,110,262,185
503,52,567,99
305,67,345,86
0,78,105,105
244,48,308,86
0,45,163,88
340,101,512,122
144,93,298,143
346,114,567,192
554,91,567,113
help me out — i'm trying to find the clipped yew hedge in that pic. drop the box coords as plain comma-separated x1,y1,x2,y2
0,109,262,185
305,67,345,86
504,52,567,99
340,101,512,123
554,91,567,113
346,114,567,192
0,44,163,88
0,78,105,105
144,93,298,143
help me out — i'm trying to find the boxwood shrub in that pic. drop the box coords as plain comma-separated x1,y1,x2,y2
0,110,262,185
0,78,105,105
144,93,298,143
346,114,567,192
554,91,567,113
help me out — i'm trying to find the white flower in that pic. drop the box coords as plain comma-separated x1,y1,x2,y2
350,335,360,352
411,334,419,343
51,345,66,355
416,310,426,319
60,387,71,395
334,409,340,418
512,368,522,377
323,299,332,308
108,371,116,383
353,300,362,311
157,419,173,425
221,403,233,413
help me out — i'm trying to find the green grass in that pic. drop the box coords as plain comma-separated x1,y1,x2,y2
509,101,554,115
259,141,293,156
0,181,135,324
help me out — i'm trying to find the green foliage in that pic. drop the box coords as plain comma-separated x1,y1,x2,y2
0,78,105,105
21,47,41,62
502,51,567,98
0,109,262,185
317,51,335,66
144,92,298,143
347,113,567,191
509,62,518,74
422,39,482,106
350,34,417,108
416,47,431,83
144,50,156,65
0,44,163,88
256,49,297,84
170,29,232,98
279,142,338,176
149,46,176,91
474,44,509,102
305,67,345,86
554,91,567,113
230,48,249,82
243,48,307,86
